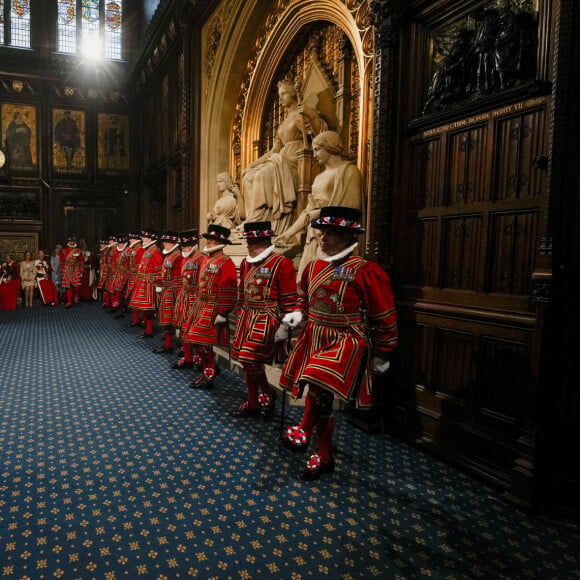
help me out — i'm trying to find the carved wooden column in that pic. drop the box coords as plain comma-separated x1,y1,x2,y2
335,38,353,158
179,21,192,228
368,0,401,267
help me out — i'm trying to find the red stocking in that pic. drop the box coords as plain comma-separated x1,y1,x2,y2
164,330,172,349
298,391,319,436
315,415,335,463
243,364,260,410
66,288,73,305
182,342,192,363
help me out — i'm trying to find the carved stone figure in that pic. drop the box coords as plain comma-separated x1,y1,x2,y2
243,80,326,235
207,172,245,230
274,131,362,278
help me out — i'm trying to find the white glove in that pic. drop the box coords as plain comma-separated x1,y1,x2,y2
274,324,289,343
373,356,390,374
155,285,163,293
282,311,303,328
215,314,227,324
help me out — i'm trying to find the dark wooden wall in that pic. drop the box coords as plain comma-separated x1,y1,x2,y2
380,0,579,513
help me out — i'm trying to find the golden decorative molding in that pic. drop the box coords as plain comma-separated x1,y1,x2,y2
0,233,38,262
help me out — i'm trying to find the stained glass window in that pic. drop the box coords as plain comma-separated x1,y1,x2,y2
54,0,123,60
104,0,121,59
10,0,30,48
0,0,5,45
57,0,76,53
0,0,32,48
81,0,99,53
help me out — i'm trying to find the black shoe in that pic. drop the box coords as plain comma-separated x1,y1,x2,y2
173,358,192,369
230,402,260,417
176,349,184,357
65,303,72,308
126,321,142,328
258,392,277,417
114,311,126,319
300,454,334,481
280,426,310,453
153,345,173,354
139,332,154,339
189,375,214,389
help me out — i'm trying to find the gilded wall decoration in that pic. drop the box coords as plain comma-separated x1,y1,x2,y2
97,113,129,172
204,0,240,93
0,103,38,174
52,108,86,174
0,233,38,262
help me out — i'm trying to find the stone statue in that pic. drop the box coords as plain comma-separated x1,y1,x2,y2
274,131,363,278
242,79,326,235
207,172,245,230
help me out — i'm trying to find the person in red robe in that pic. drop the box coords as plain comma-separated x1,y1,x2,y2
172,229,205,370
230,221,298,417
129,230,163,339
125,233,146,327
185,225,237,389
279,206,398,480
35,250,59,306
153,231,183,354
60,236,85,308
97,239,112,307
0,255,20,310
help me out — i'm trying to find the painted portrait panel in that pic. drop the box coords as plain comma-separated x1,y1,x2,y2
97,113,129,171
1,103,38,173
52,108,86,173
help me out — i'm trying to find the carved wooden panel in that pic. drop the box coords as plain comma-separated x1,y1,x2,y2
446,125,488,205
442,215,483,290
489,210,540,294
0,233,38,262
433,328,475,399
405,218,438,286
409,137,442,209
477,336,530,420
398,318,431,389
493,108,547,200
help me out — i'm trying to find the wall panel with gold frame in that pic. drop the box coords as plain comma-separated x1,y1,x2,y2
97,113,130,174
0,103,38,176
51,108,87,177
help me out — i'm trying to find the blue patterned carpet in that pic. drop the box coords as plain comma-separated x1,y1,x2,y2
1,303,579,579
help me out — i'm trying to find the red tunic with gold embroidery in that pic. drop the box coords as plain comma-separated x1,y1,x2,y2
157,249,183,326
185,250,237,346
280,255,398,408
129,244,163,311
105,247,120,293
109,245,130,293
232,251,297,364
125,245,145,298
60,246,85,288
97,247,112,290
174,250,205,332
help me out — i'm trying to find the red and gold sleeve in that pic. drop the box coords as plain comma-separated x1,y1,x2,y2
217,258,238,317
358,262,398,355
276,256,298,315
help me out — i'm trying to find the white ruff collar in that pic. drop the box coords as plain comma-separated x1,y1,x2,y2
68,243,77,248
317,241,359,263
107,242,116,248
163,244,179,255
246,244,275,264
129,239,141,248
182,247,198,258
117,243,128,251
143,240,157,249
203,244,225,254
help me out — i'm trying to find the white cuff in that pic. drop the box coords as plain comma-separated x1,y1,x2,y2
282,311,303,328
215,314,227,324
372,356,390,374
155,286,163,293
